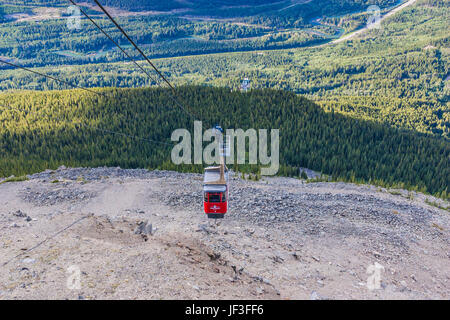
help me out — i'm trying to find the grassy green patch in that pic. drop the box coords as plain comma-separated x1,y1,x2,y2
0,175,29,184
425,198,449,212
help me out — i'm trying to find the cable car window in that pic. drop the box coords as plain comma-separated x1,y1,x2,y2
209,193,221,203
204,192,208,202
221,192,226,202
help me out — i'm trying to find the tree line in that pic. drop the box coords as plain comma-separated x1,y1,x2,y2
0,86,448,199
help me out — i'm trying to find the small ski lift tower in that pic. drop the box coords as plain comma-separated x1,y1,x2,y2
241,78,250,92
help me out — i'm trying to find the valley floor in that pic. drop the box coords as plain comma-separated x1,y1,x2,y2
0,168,448,299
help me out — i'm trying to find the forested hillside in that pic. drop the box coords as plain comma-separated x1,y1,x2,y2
0,0,447,138
0,1,401,68
0,1,448,198
0,87,448,199
1,1,399,18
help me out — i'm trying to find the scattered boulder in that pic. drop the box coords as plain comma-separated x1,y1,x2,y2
22,258,35,264
310,291,329,300
134,220,155,236
310,291,321,300
13,210,27,218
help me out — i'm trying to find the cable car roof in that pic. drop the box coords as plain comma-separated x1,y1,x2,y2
203,185,227,192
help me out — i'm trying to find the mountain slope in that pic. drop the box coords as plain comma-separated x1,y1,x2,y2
0,0,447,138
0,168,448,299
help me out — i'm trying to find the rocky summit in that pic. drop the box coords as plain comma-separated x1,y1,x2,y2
0,167,448,299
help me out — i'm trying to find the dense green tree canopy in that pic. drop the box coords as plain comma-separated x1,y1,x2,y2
1,87,448,198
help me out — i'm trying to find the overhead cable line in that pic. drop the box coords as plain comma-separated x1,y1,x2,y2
89,0,204,122
0,60,175,145
0,59,106,97
67,0,160,86
68,0,197,121
2,214,91,267
92,0,175,91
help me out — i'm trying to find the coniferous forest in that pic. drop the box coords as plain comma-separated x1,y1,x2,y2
1,0,447,138
0,0,448,200
0,87,448,199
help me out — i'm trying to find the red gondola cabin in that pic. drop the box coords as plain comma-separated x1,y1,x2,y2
203,166,228,219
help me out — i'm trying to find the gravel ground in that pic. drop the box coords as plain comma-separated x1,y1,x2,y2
0,167,448,300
